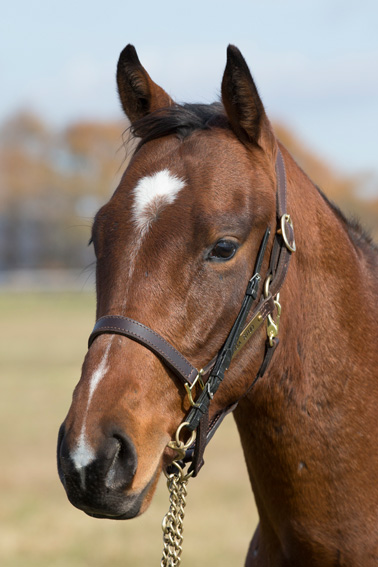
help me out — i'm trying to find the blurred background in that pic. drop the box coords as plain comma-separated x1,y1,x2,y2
1,1,377,566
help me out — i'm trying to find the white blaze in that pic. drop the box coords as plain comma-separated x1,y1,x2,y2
124,169,186,289
87,339,112,404
71,338,113,483
132,169,185,235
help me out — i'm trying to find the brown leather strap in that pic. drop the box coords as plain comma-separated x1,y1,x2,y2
197,294,275,385
89,315,199,386
87,297,276,393
191,408,209,476
268,147,295,297
189,337,279,477
276,148,287,219
269,236,292,297
184,402,238,476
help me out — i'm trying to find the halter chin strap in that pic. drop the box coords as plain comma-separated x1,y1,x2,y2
88,146,295,477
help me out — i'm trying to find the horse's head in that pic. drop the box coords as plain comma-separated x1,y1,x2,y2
57,45,279,519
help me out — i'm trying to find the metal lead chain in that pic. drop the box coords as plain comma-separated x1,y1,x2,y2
160,423,196,567
161,462,191,567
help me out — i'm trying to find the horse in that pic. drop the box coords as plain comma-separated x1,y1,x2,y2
57,44,378,566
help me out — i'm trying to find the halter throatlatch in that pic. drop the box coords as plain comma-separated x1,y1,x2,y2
87,147,295,567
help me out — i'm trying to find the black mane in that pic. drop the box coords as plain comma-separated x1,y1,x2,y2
131,103,229,148
317,187,377,257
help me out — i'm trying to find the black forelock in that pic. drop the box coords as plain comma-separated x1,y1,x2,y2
130,103,229,148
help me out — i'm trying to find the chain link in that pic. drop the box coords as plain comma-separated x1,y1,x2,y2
161,462,191,567
160,423,195,567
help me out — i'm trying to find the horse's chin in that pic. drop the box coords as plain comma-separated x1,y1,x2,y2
86,511,139,520
77,490,145,520
84,506,142,520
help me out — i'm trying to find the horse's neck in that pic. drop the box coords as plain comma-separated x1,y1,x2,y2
283,148,377,351
235,149,378,562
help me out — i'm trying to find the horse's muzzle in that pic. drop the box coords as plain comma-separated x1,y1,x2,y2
57,423,143,519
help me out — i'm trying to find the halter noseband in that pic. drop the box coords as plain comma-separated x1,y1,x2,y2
88,147,295,476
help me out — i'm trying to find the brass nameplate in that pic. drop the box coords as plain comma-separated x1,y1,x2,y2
232,311,264,359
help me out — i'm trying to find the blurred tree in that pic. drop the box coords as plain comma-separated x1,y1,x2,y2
0,112,127,270
0,112,376,273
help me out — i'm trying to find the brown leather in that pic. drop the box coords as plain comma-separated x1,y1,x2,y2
275,148,287,219
89,315,199,385
193,294,276,385
269,239,292,297
269,148,295,297
191,408,209,476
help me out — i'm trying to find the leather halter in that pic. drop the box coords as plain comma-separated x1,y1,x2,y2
88,147,295,476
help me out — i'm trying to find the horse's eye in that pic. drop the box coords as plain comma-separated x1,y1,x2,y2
208,239,238,261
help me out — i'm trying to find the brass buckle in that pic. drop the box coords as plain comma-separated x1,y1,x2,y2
267,298,281,347
264,274,272,298
264,275,282,347
280,214,296,253
184,370,205,408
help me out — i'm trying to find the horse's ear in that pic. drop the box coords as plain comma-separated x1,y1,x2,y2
116,44,174,123
222,45,276,158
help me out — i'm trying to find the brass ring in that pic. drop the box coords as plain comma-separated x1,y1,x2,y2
264,275,272,298
174,422,196,450
280,214,296,253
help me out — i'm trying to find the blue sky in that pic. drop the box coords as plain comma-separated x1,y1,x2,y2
2,0,378,185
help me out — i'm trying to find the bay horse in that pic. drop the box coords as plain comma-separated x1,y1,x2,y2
57,44,378,566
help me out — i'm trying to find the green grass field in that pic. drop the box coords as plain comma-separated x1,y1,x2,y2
0,291,258,567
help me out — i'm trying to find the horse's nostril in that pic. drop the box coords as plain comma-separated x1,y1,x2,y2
105,431,138,490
